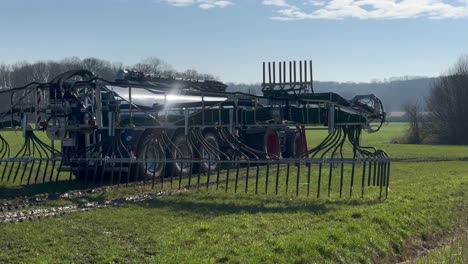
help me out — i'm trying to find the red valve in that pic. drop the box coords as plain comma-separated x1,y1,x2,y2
88,119,96,127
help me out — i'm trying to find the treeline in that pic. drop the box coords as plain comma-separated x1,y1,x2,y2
228,77,436,112
0,56,439,112
0,57,216,89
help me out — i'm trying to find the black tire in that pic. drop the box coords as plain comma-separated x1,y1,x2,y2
136,131,165,180
168,133,193,177
282,130,305,158
198,132,220,172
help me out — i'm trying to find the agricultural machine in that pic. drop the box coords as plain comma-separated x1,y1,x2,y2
0,61,390,198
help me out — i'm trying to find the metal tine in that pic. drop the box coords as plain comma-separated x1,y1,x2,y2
299,61,303,83
18,158,28,184
117,157,123,188
279,61,282,85
361,161,367,199
349,162,356,198
338,127,347,198
187,157,193,187
7,138,27,182
196,160,201,189
273,62,276,84
373,158,378,186
289,61,293,84
55,159,63,183
68,164,73,182
263,62,265,84
317,163,323,198
376,159,381,187
330,127,346,198
385,159,391,199
187,131,198,189
112,138,125,187
268,62,272,84
178,157,183,190
151,145,158,190
1,157,9,182
215,161,221,191
36,137,54,184
327,162,333,198
19,141,32,184
0,136,10,182
367,160,372,187
225,163,230,192
100,157,107,187
284,61,288,84
245,161,250,194
92,155,99,186
34,154,43,185
285,162,290,193
275,160,280,195
235,161,240,193
27,157,36,185
379,161,384,200
109,158,116,187
307,161,311,197
48,157,57,184
265,163,270,194
255,163,260,195
28,138,42,185
41,154,50,184
77,153,86,185
16,137,35,183
339,163,344,198
380,156,387,188
206,161,212,190
296,161,301,197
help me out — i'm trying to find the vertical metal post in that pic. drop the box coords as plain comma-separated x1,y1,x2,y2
21,114,28,138
108,112,115,137
328,105,335,134
34,90,39,130
202,95,205,126
95,83,103,129
229,109,234,133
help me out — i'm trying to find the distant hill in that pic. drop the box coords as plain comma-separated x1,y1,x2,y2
227,77,436,112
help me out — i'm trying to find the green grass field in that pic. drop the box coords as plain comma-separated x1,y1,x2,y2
0,123,467,263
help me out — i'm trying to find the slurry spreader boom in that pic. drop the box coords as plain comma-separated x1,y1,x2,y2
0,61,390,198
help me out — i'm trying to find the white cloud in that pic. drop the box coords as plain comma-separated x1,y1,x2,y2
262,0,292,7
264,0,468,20
164,0,233,9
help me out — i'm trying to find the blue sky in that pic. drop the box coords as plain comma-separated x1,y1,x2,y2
0,0,467,83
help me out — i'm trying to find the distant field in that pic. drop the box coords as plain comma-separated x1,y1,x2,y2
0,123,467,263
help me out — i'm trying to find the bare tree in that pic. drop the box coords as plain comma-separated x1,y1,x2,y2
133,57,171,76
403,101,423,143
0,56,218,88
426,55,468,145
81,57,116,79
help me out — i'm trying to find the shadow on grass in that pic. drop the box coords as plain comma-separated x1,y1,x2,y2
135,193,382,216
0,180,97,200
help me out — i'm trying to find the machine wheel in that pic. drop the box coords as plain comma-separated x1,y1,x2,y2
136,131,165,180
282,130,306,158
198,132,221,172
168,132,193,177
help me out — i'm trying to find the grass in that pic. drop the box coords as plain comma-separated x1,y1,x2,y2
0,123,467,263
